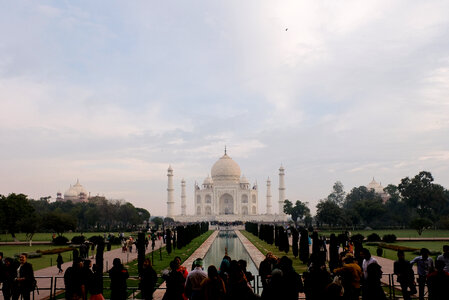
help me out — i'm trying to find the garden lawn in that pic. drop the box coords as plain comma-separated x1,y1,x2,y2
365,241,447,261
0,244,121,270
318,229,449,238
0,232,131,242
241,230,308,274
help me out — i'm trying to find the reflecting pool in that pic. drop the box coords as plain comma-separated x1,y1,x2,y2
203,230,258,275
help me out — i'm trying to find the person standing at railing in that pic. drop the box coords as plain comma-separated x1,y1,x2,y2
427,260,449,300
109,258,129,300
436,245,449,273
140,258,157,300
12,253,35,300
410,248,434,300
1,257,17,300
394,250,416,300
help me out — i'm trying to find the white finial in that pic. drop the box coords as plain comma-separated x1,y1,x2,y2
224,145,227,155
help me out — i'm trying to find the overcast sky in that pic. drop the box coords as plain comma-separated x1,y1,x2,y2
1,1,449,216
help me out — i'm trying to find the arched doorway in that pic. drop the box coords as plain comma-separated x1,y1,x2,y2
219,193,234,215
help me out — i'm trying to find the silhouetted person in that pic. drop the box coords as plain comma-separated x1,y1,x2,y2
162,261,185,300
109,258,129,300
427,260,449,300
57,253,64,274
363,262,386,300
411,248,434,300
303,253,331,300
64,258,84,300
238,259,254,282
140,258,157,300
200,265,226,300
88,264,105,300
394,250,416,300
278,256,303,300
259,252,276,290
436,245,449,272
1,257,17,300
227,260,259,300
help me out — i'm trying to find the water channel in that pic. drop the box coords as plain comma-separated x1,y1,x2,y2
203,230,258,276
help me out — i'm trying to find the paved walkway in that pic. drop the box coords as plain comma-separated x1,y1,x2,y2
33,240,163,300
152,231,219,300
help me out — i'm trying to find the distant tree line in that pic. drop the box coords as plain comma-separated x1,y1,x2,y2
0,193,151,239
282,171,449,233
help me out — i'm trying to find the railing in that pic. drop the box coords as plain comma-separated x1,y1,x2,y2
18,273,428,300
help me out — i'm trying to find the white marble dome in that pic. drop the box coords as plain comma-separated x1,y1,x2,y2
211,153,241,182
203,175,213,185
64,186,78,198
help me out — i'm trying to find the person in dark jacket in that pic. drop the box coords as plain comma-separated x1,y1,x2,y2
162,260,185,300
12,253,35,300
1,257,17,300
394,250,416,300
57,253,64,274
140,258,157,300
89,264,105,300
64,259,84,300
109,258,129,300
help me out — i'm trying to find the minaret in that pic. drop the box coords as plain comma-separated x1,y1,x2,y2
278,165,285,215
266,177,272,214
181,178,186,216
167,165,175,218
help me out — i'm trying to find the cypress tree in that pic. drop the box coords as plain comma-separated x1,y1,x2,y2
166,229,172,254
299,229,309,264
291,227,299,258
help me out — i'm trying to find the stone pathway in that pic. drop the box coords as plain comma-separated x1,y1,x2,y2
152,231,218,300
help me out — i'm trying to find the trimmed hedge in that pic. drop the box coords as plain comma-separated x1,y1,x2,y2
366,242,419,252
367,233,381,242
382,234,397,243
37,247,75,255
52,236,69,245
71,235,86,244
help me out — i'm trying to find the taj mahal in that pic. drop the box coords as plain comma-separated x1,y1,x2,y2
167,149,288,222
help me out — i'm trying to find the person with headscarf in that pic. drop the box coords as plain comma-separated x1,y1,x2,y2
200,265,226,300
185,258,207,300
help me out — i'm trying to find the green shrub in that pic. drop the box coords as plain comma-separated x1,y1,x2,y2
37,247,75,255
88,235,104,244
382,234,397,243
367,233,381,242
52,236,69,245
351,234,365,242
71,235,86,244
14,252,42,259
108,236,122,245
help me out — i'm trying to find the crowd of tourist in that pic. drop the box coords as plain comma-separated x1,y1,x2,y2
1,240,449,300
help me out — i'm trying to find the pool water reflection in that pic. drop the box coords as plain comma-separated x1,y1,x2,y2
202,230,258,276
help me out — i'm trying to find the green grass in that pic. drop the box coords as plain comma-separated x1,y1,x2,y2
318,229,449,238
366,241,447,261
0,232,130,242
240,230,308,274
0,244,121,270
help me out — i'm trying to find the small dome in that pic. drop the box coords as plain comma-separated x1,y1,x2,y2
240,175,249,184
211,153,241,183
72,179,88,196
203,175,213,185
367,178,384,194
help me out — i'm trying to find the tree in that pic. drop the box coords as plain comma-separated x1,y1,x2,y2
316,199,343,227
398,171,447,221
327,181,345,207
0,193,35,239
343,186,385,227
410,218,432,236
42,212,76,236
152,217,163,230
283,199,310,227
